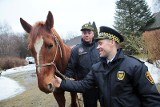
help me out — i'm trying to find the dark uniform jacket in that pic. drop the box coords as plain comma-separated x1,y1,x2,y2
64,39,100,79
61,48,160,107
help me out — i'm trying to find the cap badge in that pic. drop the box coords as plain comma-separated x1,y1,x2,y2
84,24,89,27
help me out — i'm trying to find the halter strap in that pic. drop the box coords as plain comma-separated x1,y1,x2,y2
36,33,62,67
35,32,69,80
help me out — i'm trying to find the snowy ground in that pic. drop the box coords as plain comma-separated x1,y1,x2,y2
0,64,36,101
0,77,25,101
0,62,160,101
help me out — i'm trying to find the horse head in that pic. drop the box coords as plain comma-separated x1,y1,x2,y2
20,11,71,93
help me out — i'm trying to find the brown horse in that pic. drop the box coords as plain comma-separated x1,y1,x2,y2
20,11,78,107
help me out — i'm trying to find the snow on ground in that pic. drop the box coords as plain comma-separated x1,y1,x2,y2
1,64,36,76
0,64,36,101
0,77,25,101
0,62,159,101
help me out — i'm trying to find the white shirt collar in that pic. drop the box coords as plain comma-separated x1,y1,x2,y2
106,55,115,64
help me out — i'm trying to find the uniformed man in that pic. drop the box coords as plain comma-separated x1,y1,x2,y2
64,22,100,107
53,26,160,107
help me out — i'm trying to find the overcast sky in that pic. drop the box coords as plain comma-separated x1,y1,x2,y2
0,0,152,39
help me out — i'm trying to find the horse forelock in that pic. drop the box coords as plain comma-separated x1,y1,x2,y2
28,21,46,50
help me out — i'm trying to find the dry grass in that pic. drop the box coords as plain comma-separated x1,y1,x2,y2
142,29,160,67
0,57,26,70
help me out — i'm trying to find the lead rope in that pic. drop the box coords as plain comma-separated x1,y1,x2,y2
53,35,82,107
52,62,70,80
53,36,69,80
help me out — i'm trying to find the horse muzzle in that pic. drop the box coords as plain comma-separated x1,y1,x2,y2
47,83,56,92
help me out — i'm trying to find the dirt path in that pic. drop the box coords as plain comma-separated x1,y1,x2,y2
0,70,74,107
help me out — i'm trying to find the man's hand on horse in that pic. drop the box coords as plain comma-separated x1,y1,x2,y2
53,75,62,88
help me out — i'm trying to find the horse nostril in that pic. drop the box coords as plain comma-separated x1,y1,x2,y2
48,83,53,91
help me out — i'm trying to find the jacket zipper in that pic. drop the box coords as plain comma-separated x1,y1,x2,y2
108,73,111,107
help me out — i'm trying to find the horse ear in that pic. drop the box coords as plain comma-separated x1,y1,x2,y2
20,18,32,33
45,11,54,30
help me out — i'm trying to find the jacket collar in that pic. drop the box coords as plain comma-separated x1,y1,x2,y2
81,38,95,47
100,48,124,64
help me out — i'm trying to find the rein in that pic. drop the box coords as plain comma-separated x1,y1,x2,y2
36,33,69,80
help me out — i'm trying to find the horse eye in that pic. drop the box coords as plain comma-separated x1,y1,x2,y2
48,44,53,49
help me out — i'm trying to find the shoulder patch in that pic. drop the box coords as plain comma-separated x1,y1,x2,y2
145,71,154,84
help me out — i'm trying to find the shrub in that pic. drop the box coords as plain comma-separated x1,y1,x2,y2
121,36,143,55
142,29,160,67
0,57,26,70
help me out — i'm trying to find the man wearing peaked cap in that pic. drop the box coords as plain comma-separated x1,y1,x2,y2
96,26,124,43
52,26,160,107
63,22,100,107
81,23,94,31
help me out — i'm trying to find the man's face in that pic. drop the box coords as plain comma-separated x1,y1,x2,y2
81,30,94,43
97,39,114,58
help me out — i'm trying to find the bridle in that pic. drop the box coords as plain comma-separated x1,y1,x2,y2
35,32,81,107
36,33,68,80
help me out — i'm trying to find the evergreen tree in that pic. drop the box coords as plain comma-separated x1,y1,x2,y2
114,0,152,36
114,0,152,55
92,21,98,38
